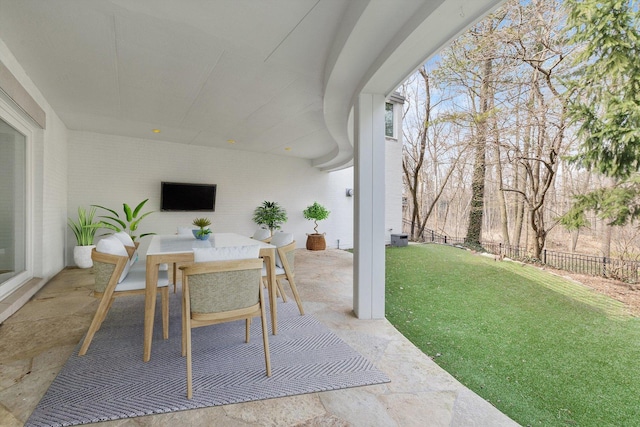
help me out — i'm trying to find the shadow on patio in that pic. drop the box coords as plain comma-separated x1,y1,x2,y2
0,249,518,426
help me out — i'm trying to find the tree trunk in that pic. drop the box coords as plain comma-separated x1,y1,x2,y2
492,100,510,245
570,230,579,253
601,223,612,259
465,57,492,246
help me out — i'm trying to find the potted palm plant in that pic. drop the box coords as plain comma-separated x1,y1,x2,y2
192,217,212,240
252,201,287,236
303,202,330,250
68,206,103,268
93,199,155,241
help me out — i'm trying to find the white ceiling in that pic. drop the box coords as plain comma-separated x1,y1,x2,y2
0,0,503,170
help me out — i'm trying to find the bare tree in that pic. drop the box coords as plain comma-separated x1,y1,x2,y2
402,66,467,241
497,0,571,259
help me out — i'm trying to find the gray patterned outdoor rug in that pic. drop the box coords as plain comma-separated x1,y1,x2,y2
26,290,389,426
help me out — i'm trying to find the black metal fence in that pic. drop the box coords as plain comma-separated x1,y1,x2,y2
403,221,640,283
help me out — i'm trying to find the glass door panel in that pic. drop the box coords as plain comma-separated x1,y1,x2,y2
0,117,26,298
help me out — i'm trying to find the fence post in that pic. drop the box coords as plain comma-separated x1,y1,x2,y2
444,236,447,244
499,243,502,256
431,230,434,242
602,256,607,277
543,249,547,264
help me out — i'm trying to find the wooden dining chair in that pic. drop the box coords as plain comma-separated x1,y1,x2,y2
262,233,304,315
168,226,202,293
251,227,272,243
78,237,169,356
180,254,270,399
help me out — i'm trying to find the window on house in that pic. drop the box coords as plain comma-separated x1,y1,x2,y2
385,102,394,138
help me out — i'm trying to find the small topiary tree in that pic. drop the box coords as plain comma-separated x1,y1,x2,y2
303,202,330,234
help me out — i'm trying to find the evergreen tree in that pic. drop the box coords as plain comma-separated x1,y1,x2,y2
566,0,640,179
564,0,640,225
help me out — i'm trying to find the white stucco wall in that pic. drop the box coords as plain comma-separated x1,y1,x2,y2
384,96,404,243
385,135,403,242
66,131,356,264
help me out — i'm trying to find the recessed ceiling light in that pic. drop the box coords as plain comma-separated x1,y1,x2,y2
227,139,236,144
152,129,161,133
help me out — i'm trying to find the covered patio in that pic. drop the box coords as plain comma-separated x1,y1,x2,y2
0,248,517,426
0,0,504,321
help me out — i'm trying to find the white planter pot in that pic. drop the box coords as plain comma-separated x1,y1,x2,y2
73,245,96,268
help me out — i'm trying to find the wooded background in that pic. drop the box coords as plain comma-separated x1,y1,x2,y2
401,0,640,261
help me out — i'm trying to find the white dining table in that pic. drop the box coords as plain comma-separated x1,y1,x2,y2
143,233,277,362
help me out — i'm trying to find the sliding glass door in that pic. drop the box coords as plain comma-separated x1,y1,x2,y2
0,117,26,300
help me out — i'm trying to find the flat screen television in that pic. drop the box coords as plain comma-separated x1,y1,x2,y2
160,182,216,211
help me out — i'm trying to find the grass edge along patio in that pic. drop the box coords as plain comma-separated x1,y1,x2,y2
386,243,640,427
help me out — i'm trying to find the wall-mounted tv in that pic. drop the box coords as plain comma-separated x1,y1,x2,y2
161,182,216,211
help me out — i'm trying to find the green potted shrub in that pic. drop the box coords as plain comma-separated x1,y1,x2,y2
252,201,287,236
68,206,103,268
192,217,212,240
93,199,155,241
303,202,330,250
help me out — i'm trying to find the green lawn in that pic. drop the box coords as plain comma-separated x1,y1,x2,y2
385,244,640,427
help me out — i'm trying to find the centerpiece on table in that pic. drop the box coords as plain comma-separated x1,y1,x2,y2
192,217,212,240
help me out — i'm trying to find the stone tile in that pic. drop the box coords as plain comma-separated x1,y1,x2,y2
375,351,462,394
0,403,23,427
32,344,76,372
312,307,358,329
3,293,95,324
331,329,389,364
450,388,519,427
34,268,95,298
0,315,89,361
223,394,327,426
380,391,456,427
293,413,350,426
0,359,31,392
0,367,57,423
384,330,431,357
136,406,254,427
319,388,397,427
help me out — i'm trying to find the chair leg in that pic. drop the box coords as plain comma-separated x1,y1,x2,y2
161,287,169,340
172,263,177,293
245,318,251,343
182,291,187,357
79,292,115,356
186,324,193,399
275,278,288,302
286,275,304,316
259,287,271,377
96,297,115,331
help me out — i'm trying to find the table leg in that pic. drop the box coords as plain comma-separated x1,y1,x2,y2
264,249,278,335
144,256,159,362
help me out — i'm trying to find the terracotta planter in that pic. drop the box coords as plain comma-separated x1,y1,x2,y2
306,233,326,251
